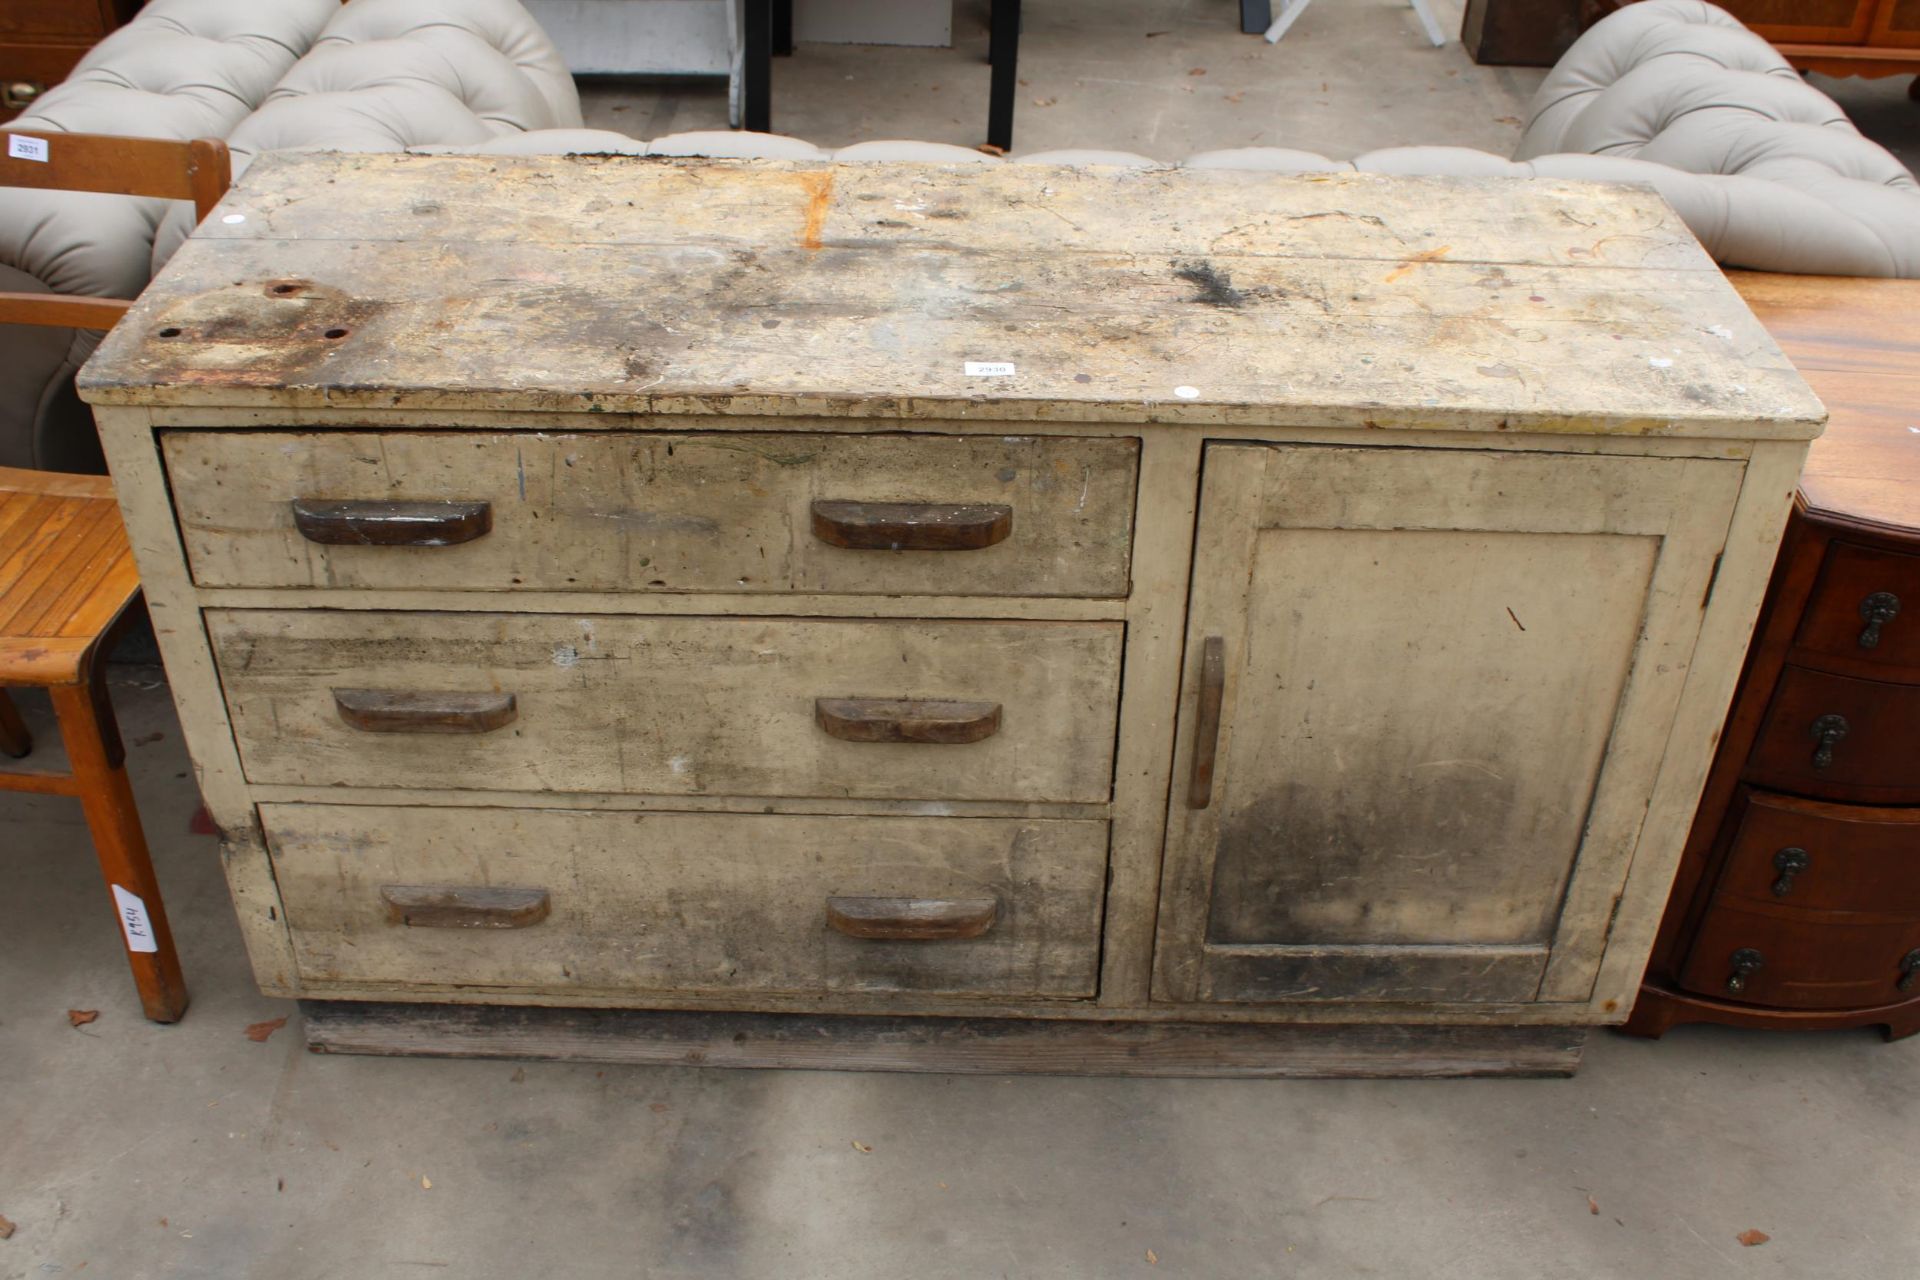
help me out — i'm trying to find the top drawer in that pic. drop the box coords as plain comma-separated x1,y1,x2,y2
161,430,1138,598
1795,542,1920,681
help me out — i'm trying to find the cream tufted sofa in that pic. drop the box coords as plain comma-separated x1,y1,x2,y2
6,0,1917,471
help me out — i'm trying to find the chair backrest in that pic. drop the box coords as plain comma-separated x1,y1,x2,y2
0,130,230,330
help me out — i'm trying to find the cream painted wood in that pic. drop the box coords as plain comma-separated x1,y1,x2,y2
1153,444,1746,1005
209,610,1122,804
163,431,1137,598
74,156,1824,1061
263,804,1110,999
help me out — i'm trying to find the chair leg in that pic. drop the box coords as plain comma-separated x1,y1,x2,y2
0,690,29,758
50,678,188,1023
987,0,1020,152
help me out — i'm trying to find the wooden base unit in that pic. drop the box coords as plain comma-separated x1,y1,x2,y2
77,154,1825,1076
1628,274,1920,1045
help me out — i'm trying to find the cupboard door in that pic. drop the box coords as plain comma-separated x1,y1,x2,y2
1152,444,1744,1005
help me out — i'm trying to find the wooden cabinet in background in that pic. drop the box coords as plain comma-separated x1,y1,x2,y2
0,0,140,121
1715,0,1920,83
1628,274,1920,1043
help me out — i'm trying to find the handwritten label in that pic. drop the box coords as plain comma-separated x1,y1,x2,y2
964,362,1015,378
112,885,158,953
8,134,49,163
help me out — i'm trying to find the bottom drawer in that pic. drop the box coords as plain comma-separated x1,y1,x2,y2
265,804,1109,1000
1679,902,1920,1010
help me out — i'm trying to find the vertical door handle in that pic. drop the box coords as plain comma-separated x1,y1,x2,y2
1187,636,1226,809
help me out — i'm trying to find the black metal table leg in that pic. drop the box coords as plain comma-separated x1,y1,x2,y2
773,0,793,56
745,0,772,133
987,0,1020,151
1241,0,1274,33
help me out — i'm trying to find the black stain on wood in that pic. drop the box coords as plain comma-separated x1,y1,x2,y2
1173,260,1248,308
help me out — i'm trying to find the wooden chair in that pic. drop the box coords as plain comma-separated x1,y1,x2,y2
0,130,230,1022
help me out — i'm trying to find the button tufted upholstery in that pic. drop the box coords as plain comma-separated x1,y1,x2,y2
0,0,339,471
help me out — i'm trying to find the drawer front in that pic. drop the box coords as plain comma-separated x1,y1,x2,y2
163,430,1138,598
209,610,1122,803
264,804,1110,999
1795,542,1920,678
1679,902,1920,1010
1714,789,1920,915
1747,667,1920,804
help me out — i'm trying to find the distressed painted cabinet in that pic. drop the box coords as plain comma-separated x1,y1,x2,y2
78,153,1824,1075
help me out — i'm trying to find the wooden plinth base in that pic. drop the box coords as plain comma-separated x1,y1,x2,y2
1622,981,1920,1042
301,1001,1588,1078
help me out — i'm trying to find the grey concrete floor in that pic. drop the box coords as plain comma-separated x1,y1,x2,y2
4,681,1920,1279
9,7,1920,1277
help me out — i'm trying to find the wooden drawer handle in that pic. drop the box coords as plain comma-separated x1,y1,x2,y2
825,895,998,941
380,884,551,929
815,697,1002,744
1187,635,1226,809
333,688,518,734
810,500,1012,551
292,498,492,546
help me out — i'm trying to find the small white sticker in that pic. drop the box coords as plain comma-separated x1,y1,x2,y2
221,213,246,225
1173,385,1201,400
964,361,1015,378
1648,357,1673,369
112,885,159,954
8,134,49,163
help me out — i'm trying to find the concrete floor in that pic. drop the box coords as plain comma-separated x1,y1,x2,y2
8,6,1920,1277
5,676,1920,1277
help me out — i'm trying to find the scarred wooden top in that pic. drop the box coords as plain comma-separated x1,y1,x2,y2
78,151,1824,439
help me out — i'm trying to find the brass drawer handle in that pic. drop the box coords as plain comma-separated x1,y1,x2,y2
1187,635,1226,809
1859,591,1900,649
1900,949,1920,994
1726,947,1765,995
825,895,998,941
333,688,518,733
1770,847,1810,897
3,82,43,111
1810,713,1849,770
381,884,551,929
291,498,492,546
810,500,1012,551
814,697,1002,744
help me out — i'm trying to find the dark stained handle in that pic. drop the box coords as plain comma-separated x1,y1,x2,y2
1187,636,1226,809
1726,947,1765,995
1900,949,1920,994
1770,847,1810,898
333,688,518,734
292,498,492,547
810,500,1012,551
380,884,551,929
815,697,1002,745
1810,713,1849,770
1859,591,1901,649
825,895,998,941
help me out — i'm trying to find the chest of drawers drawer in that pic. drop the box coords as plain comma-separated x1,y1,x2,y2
208,609,1123,803
163,430,1139,598
1711,789,1920,915
264,804,1110,1000
1746,667,1920,804
1795,542,1919,678
1679,901,1920,1010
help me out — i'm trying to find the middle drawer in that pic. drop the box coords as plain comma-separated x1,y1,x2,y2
207,610,1122,803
